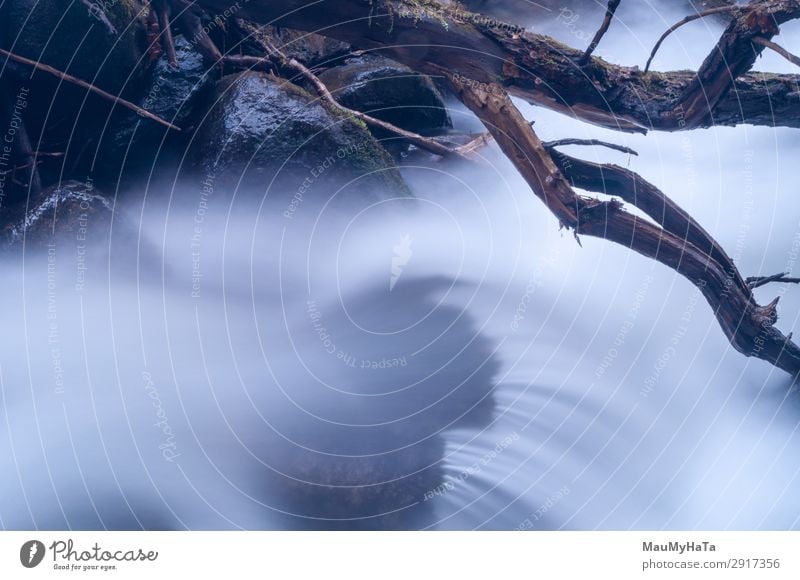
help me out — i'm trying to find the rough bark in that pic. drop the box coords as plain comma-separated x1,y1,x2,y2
197,0,800,133
453,81,800,375
155,0,800,375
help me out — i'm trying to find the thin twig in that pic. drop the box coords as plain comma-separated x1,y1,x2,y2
579,0,622,65
752,36,800,68
644,6,737,72
543,138,638,156
0,47,181,131
747,272,800,289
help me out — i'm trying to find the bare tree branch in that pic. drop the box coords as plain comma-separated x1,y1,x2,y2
115,0,800,376
0,48,181,131
451,79,800,375
196,0,800,133
544,138,638,156
752,35,800,67
579,0,622,66
645,6,736,72
748,273,800,289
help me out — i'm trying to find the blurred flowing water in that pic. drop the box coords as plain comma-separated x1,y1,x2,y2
2,1,800,530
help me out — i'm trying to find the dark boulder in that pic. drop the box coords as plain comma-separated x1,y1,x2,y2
318,56,452,143
95,35,213,181
189,71,410,202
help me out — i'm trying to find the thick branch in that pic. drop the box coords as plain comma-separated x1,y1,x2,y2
545,149,747,295
452,80,800,375
677,0,798,128
197,0,800,133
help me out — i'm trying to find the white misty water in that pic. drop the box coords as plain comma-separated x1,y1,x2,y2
1,1,800,530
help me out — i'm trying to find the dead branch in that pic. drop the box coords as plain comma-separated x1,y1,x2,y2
451,79,800,375
579,0,622,66
644,6,736,72
748,273,800,289
752,35,800,67
70,0,800,376
0,48,181,131
544,149,744,290
544,138,638,156
197,0,800,133
454,132,494,156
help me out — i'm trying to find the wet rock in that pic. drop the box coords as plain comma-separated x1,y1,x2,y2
3,181,114,251
318,56,452,143
95,35,213,180
190,71,410,201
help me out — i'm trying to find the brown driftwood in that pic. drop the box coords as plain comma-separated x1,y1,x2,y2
453,81,800,375
105,0,800,375
197,0,800,133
